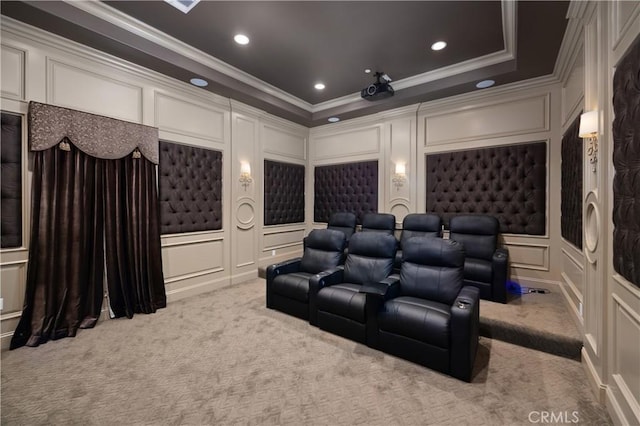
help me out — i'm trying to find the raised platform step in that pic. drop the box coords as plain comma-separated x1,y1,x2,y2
259,268,582,360
479,290,582,360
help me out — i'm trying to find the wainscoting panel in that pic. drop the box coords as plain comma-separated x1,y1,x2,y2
504,242,549,271
313,126,381,160
263,228,306,251
236,228,256,268
0,262,26,315
161,237,224,280
47,59,142,123
1,44,25,100
423,94,549,146
610,280,640,425
155,92,226,142
263,124,306,161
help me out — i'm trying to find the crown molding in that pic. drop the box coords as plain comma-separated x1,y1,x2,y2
64,0,314,112
0,16,234,111
416,74,559,115
65,0,518,116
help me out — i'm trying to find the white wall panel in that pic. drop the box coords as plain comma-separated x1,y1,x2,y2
155,92,226,142
423,94,549,146
313,126,381,160
0,262,26,314
236,229,256,268
47,59,142,122
263,124,306,161
161,238,224,280
1,44,24,100
504,242,549,271
611,291,640,424
263,229,306,251
562,46,584,126
562,246,585,296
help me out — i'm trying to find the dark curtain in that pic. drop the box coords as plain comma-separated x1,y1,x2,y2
11,143,167,350
105,155,166,318
11,142,104,349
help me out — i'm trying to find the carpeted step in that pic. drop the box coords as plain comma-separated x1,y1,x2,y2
479,291,583,361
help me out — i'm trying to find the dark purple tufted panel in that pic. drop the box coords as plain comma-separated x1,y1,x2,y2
1,112,22,248
264,160,305,225
314,160,378,224
159,141,222,234
612,39,640,287
561,114,583,249
426,142,546,235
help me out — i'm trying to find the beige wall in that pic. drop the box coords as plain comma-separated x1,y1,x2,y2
1,3,639,424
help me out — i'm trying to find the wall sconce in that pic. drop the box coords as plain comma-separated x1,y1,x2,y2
239,161,253,190
579,110,598,172
392,162,406,190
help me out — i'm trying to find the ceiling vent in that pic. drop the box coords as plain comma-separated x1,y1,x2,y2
164,0,201,14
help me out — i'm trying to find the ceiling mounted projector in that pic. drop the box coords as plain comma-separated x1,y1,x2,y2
361,72,394,101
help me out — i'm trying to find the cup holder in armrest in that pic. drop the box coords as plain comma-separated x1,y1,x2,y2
456,299,471,309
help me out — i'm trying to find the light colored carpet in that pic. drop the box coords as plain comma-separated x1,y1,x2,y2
1,278,611,425
480,289,583,359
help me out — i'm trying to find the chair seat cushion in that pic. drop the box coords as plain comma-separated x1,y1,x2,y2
317,283,366,323
464,258,493,283
378,296,451,349
272,272,314,302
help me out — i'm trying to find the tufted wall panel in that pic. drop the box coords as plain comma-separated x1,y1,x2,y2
612,39,640,287
264,160,305,225
1,112,22,248
314,160,378,224
426,142,546,235
158,141,222,234
561,114,583,249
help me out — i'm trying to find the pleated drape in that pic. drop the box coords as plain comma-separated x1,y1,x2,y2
104,155,166,318
11,143,166,350
11,142,104,349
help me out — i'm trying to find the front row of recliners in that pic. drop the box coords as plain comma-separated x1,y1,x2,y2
266,229,479,382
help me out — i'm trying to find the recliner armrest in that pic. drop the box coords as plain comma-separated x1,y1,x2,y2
308,266,344,326
359,274,401,299
492,247,509,304
266,258,302,283
450,286,480,382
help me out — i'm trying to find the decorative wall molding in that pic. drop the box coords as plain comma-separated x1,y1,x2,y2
0,44,25,100
47,58,143,123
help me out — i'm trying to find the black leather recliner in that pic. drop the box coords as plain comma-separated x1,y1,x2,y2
449,214,509,303
327,212,357,243
361,213,396,235
364,237,480,382
394,213,442,271
309,232,397,343
266,229,347,320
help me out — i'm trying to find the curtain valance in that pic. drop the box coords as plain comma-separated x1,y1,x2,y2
28,101,159,164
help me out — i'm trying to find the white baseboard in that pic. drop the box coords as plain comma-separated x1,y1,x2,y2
581,347,607,404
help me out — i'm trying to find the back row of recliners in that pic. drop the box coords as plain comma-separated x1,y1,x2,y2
328,212,509,304
266,229,479,381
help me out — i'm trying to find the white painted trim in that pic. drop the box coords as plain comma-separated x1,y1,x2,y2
582,347,608,404
65,0,313,111
64,0,517,115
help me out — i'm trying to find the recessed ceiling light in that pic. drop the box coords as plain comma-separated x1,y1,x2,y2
364,69,371,74
190,78,208,87
328,117,340,123
431,41,447,51
234,34,250,45
314,83,326,90
476,79,495,89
